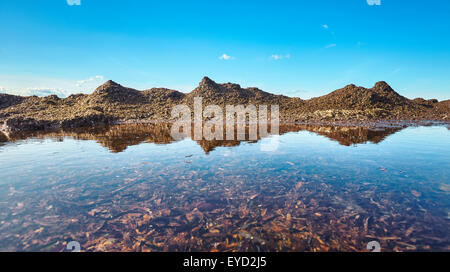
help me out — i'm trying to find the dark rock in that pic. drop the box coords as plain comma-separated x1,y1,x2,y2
91,81,144,104
0,131,8,142
0,94,25,110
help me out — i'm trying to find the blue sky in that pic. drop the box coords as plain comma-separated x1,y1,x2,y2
0,0,449,100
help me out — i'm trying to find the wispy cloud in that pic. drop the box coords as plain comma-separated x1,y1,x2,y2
282,89,310,98
219,54,235,60
76,75,104,87
390,68,401,75
322,24,336,39
67,0,81,6
325,43,337,49
1,87,68,97
356,41,366,47
0,75,106,98
269,54,291,60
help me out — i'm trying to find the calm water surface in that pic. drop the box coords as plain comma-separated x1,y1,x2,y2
0,124,449,251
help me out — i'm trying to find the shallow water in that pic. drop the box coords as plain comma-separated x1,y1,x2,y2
0,124,449,251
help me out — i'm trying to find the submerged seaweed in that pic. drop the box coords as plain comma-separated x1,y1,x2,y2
0,124,448,252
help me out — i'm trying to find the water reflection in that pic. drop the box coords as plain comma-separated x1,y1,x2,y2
2,123,405,153
0,125,448,252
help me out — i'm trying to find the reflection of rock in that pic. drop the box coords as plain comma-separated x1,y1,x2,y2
6,124,175,153
299,125,404,146
439,184,450,193
196,139,256,154
4,123,405,153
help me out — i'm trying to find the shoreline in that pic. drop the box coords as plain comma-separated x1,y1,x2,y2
1,118,449,142
1,117,449,133
2,78,449,133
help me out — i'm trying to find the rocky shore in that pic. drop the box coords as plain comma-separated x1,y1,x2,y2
1,77,449,132
0,123,408,153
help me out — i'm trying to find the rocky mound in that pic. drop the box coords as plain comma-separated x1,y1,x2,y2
187,77,293,105
89,80,145,104
306,81,410,111
142,88,185,103
0,77,449,132
412,98,438,108
299,81,439,121
437,99,450,110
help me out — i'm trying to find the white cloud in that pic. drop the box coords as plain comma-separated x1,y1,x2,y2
322,24,336,39
282,89,312,98
325,43,337,49
0,75,106,98
75,75,104,87
219,54,235,60
270,54,291,60
1,87,68,97
67,0,81,6
24,88,68,97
